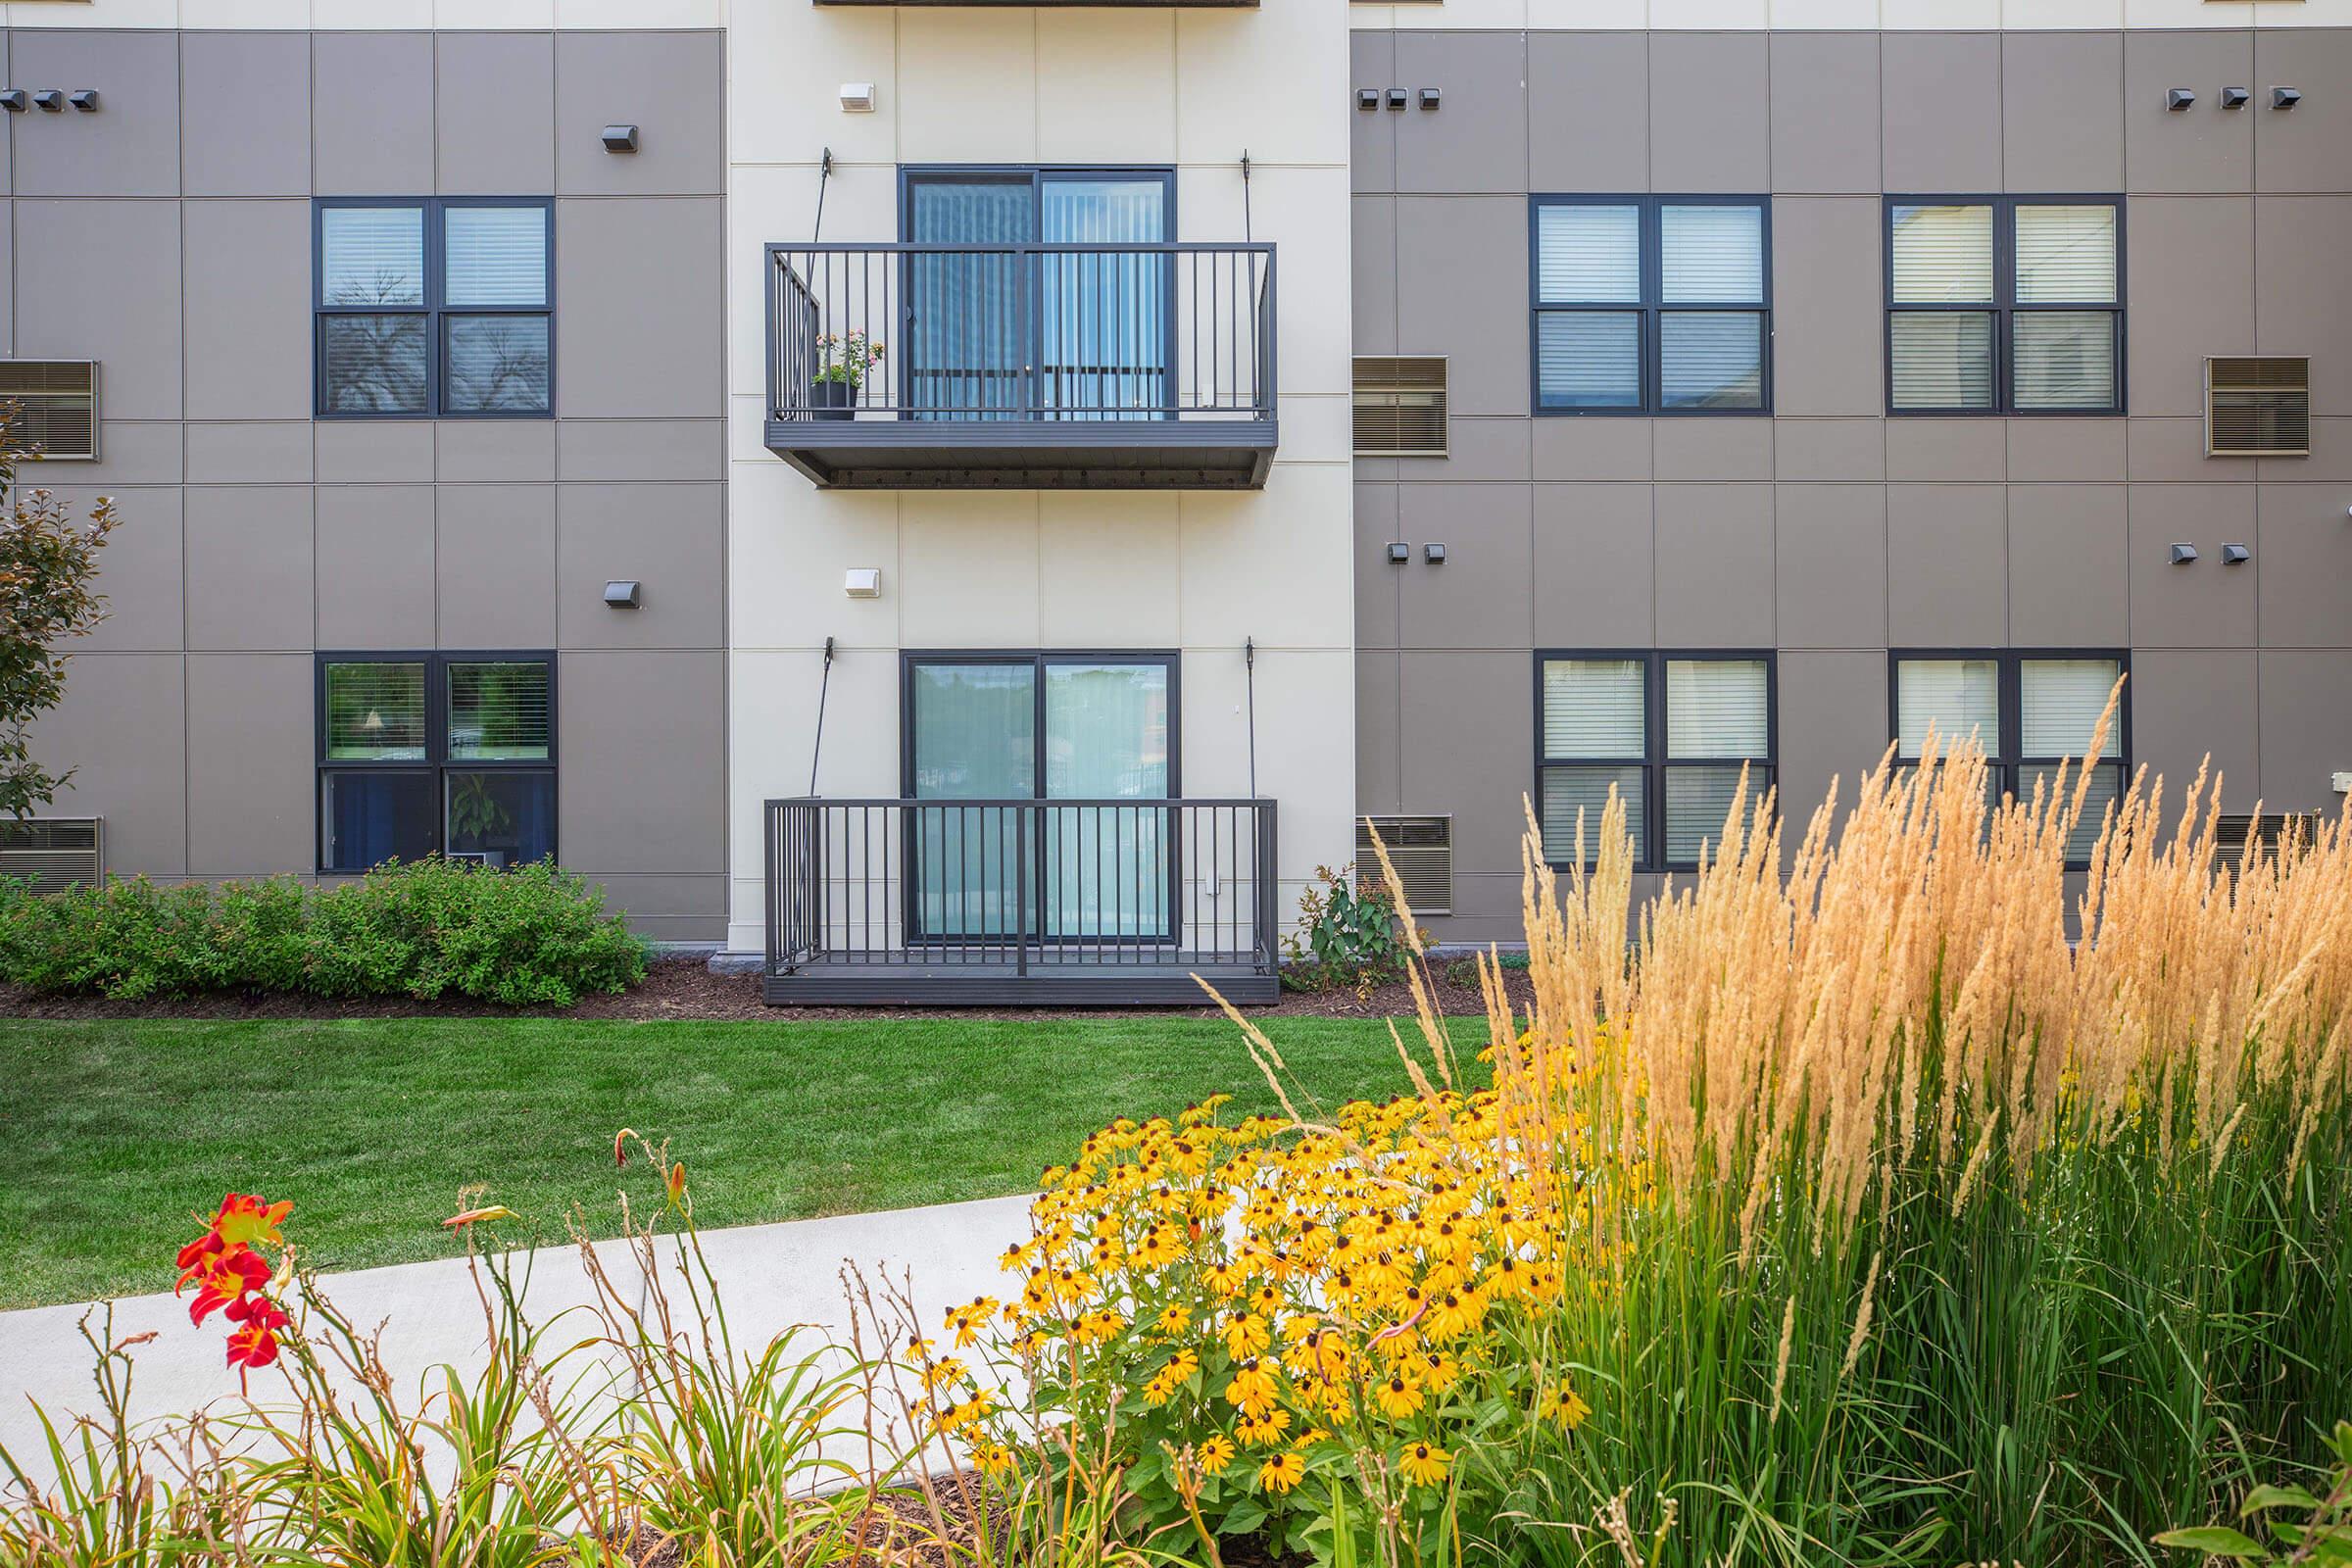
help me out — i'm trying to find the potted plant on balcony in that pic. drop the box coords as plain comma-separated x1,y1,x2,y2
811,330,883,419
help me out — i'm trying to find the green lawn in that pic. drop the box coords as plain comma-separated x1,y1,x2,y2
0,1014,1452,1311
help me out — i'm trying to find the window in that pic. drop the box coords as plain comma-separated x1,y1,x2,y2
1353,356,1449,457
2206,356,2309,457
0,361,98,460
1536,652,1774,871
1890,652,2128,867
1531,196,1770,416
315,199,553,417
1886,197,2123,415
318,653,555,871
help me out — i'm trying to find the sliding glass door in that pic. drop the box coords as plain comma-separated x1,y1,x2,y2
906,654,1175,944
904,170,1173,421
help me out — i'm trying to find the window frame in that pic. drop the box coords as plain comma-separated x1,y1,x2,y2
1882,194,2127,418
1528,193,1774,419
313,197,557,420
1533,649,1778,874
898,649,1183,802
314,650,559,873
1887,648,2132,870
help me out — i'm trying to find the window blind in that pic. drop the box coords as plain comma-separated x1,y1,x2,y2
1659,313,1764,409
1896,659,2000,758
1889,312,1995,410
2014,205,2116,304
1538,313,1642,408
321,207,425,307
324,662,427,760
1543,660,1646,757
447,662,552,761
1542,766,1644,867
1537,204,1642,304
444,207,549,307
2014,313,2116,411
2024,761,2122,864
1659,205,1763,304
1665,767,1748,866
1665,660,1768,758
1890,205,1994,304
2020,659,2122,759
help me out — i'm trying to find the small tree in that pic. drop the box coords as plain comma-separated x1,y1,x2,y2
0,404,120,818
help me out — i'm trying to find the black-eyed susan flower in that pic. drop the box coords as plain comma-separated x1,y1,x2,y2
1398,1441,1450,1488
1257,1450,1305,1494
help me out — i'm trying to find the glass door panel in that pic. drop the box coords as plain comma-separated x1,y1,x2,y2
906,177,1033,419
1043,662,1171,940
1039,177,1170,420
909,662,1035,939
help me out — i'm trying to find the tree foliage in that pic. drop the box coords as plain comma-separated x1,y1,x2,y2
0,404,121,818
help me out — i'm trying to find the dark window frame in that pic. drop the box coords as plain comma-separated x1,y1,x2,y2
1533,649,1778,874
1887,648,2132,869
898,649,1184,801
1882,194,2127,417
313,197,557,420
314,650,559,873
1528,193,1774,418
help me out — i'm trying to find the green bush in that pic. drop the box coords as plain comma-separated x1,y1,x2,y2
0,858,647,1005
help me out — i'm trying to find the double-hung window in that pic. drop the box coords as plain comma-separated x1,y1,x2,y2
1886,197,2123,415
1891,652,2128,867
1537,652,1774,871
318,653,556,872
1532,196,1770,415
316,199,554,416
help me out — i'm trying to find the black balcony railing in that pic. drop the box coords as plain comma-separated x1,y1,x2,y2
763,243,1278,488
761,797,1281,1004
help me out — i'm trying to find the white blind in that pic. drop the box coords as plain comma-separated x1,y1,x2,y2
1543,659,1645,758
1659,312,1764,409
1542,765,1644,865
1890,204,1994,304
2014,313,2116,410
320,207,424,307
1889,312,1995,410
1659,205,1763,304
2015,205,2116,304
1665,765,1749,865
2025,761,2122,863
1665,660,1768,759
445,207,549,307
1537,312,1642,408
1538,204,1642,304
1897,659,2000,759
2021,659,2123,759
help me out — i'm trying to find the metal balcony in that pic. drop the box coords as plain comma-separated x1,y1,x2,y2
763,242,1277,489
762,797,1281,1004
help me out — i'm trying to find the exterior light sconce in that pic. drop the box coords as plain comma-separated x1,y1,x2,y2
2166,87,2196,110
0,90,24,112
1356,87,1381,110
2222,543,2251,564
2272,86,2302,110
1387,542,1410,564
2221,86,2251,109
31,89,63,112
844,566,883,599
1419,87,1442,110
69,89,98,112
2170,543,2199,565
1423,543,1447,564
839,81,875,113
1386,87,1407,111
603,580,643,608
600,122,639,153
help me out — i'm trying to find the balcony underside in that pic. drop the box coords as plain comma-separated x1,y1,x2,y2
762,953,1280,1006
763,417,1277,490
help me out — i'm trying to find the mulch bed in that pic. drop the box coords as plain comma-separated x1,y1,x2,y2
1,956,1533,1024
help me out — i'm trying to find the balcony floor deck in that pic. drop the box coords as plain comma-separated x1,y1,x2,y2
761,952,1279,1007
763,416,1277,490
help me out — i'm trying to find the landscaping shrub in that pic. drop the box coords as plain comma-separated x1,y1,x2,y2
1280,862,1414,993
0,858,646,1005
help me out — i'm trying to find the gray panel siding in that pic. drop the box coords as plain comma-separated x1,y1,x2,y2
6,25,729,939
1355,24,2352,939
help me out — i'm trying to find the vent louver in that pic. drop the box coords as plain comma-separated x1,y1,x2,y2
1357,814,1452,916
0,816,103,895
1353,356,1448,458
2206,357,2308,458
2214,812,2320,878
0,361,99,462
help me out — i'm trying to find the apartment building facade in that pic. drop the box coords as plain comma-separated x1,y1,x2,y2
8,0,2349,991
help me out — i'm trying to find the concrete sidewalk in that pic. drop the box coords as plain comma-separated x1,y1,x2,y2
0,1194,1032,1473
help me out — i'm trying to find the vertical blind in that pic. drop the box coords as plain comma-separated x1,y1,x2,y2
1896,659,2001,758
320,208,425,306
444,207,549,307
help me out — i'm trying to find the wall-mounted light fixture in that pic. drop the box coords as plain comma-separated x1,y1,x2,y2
839,81,875,113
603,580,642,608
69,89,98,112
1423,543,1447,564
2272,86,2302,110
600,122,639,153
2166,87,2196,111
2221,543,2251,564
31,89,62,112
1386,87,1407,111
1356,87,1380,110
1419,87,1442,110
2221,86,2251,109
2171,543,2200,565
1387,542,1410,564
844,566,883,599
0,90,24,112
